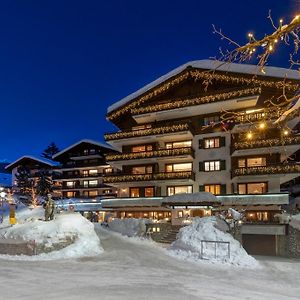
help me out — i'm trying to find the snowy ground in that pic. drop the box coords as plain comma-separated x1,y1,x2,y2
0,226,300,300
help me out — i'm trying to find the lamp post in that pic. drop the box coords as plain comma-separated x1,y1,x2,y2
0,187,6,223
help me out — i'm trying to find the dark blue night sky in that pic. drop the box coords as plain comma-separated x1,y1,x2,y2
1,0,298,162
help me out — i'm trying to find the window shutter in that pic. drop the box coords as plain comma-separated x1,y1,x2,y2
220,136,226,147
199,185,205,192
220,160,226,170
199,139,204,149
199,162,204,172
221,184,226,195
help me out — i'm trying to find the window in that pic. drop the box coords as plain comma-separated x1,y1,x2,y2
204,115,220,126
204,184,221,195
238,157,266,168
204,161,220,171
131,145,153,152
89,180,98,186
238,182,267,194
66,181,75,187
132,166,153,174
130,188,140,197
167,186,193,196
165,141,192,149
89,169,98,175
83,190,98,197
165,163,192,172
66,192,75,198
204,138,220,149
145,187,154,197
104,168,113,174
132,124,152,131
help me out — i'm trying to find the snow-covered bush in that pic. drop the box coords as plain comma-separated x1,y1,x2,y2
108,218,151,237
169,216,259,268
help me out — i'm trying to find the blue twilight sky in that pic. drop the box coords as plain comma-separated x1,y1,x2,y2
0,0,299,162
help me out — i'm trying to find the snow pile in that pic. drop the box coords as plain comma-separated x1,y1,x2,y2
290,214,300,231
0,212,103,260
169,217,259,268
108,218,150,237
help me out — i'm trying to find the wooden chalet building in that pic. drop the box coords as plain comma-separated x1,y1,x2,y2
102,59,300,255
52,139,118,199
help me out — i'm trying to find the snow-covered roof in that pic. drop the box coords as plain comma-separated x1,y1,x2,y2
108,59,300,114
162,192,220,205
5,155,59,171
101,197,164,208
52,139,116,159
217,193,289,206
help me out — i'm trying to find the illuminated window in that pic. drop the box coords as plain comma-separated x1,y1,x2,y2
104,168,113,174
89,180,98,186
132,124,152,131
132,145,146,152
83,190,98,197
66,181,75,187
204,138,220,149
132,166,153,174
145,187,154,197
177,211,183,218
89,169,98,175
165,163,192,172
204,184,221,195
238,157,266,168
130,188,140,197
66,192,75,198
165,141,192,149
238,182,267,194
204,161,220,171
167,186,193,196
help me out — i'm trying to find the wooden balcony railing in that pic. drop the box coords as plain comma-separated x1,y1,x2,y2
232,135,300,152
103,171,195,183
233,163,300,177
106,147,195,162
53,173,104,180
104,122,193,141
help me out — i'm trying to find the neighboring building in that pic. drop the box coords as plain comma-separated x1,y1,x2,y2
52,139,118,199
5,156,58,190
102,59,300,255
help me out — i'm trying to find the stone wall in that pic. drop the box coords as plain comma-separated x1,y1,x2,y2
277,225,300,258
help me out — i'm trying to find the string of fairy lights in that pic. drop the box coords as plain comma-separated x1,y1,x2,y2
233,135,300,150
103,171,194,183
106,147,194,161
107,69,299,121
234,164,300,176
131,87,261,115
104,123,190,141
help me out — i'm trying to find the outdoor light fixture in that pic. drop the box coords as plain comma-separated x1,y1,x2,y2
246,132,253,139
259,122,266,129
283,130,289,136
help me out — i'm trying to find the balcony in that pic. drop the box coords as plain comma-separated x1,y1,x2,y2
104,122,194,150
103,171,195,184
231,135,300,157
53,172,104,180
58,184,109,190
232,163,300,177
106,147,195,163
131,88,260,124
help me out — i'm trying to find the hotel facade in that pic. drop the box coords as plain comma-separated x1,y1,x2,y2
100,60,300,253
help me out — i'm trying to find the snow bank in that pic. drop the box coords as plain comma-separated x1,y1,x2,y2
0,212,103,260
169,217,259,268
108,218,150,237
290,214,300,231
